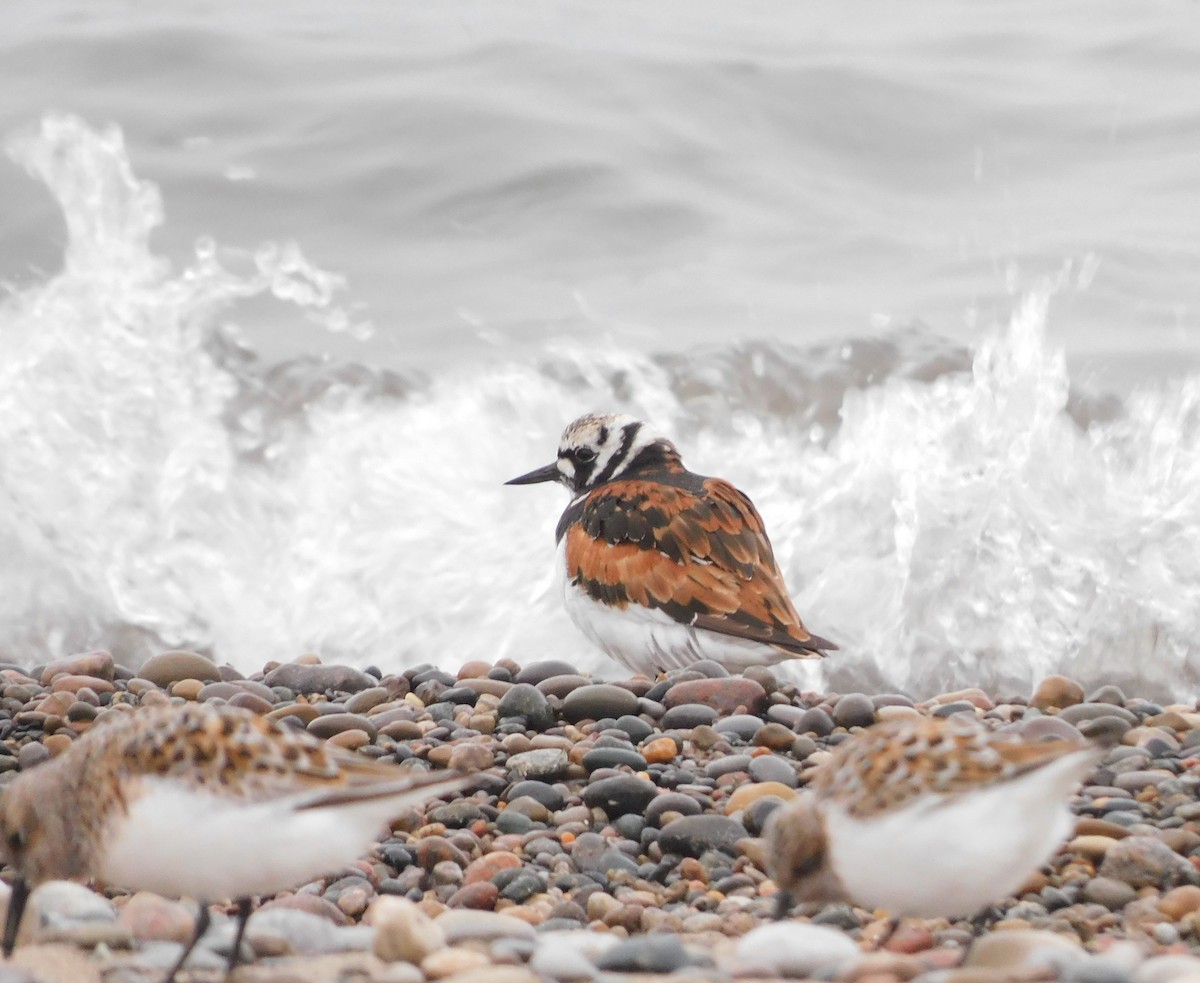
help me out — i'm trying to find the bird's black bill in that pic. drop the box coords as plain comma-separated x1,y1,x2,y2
3,876,29,957
505,462,560,486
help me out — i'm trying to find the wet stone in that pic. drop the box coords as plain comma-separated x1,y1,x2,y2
263,663,377,694
505,780,565,811
1100,835,1197,888
580,774,657,817
660,704,718,729
507,748,569,780
138,651,222,687
796,707,835,736
581,746,648,771
663,678,766,715
645,792,704,826
749,754,798,786
595,935,693,973
658,814,745,857
613,714,653,742
561,684,639,722
833,692,876,728
497,684,555,730
714,715,762,741
513,660,580,685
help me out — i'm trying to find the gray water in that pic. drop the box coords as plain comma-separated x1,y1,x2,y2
3,1,1200,697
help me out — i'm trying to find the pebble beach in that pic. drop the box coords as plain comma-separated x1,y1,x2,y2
4,649,1200,983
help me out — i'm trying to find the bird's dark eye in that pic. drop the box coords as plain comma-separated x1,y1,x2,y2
575,447,596,463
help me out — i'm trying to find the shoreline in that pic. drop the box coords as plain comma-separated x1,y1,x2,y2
3,649,1200,983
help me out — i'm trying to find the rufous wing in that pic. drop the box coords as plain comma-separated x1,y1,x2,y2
564,477,834,655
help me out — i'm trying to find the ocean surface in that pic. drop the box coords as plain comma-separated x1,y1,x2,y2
3,0,1200,698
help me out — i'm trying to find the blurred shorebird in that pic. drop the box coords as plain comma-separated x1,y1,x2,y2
506,412,836,675
0,702,474,982
765,713,1112,922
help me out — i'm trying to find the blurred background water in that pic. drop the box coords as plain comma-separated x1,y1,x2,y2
2,0,1199,697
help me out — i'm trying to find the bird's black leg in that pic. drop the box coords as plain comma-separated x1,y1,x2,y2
224,897,253,978
772,888,794,921
164,901,211,983
2,877,30,957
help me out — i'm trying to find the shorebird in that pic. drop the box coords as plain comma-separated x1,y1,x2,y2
0,702,474,982
507,412,836,675
765,713,1110,921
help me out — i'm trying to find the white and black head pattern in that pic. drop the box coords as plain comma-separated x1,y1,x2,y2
507,413,683,494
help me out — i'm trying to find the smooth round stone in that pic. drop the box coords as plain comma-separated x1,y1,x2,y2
1087,685,1128,706
1099,835,1196,888
748,755,798,786
1159,885,1200,920
795,707,835,737
662,678,766,715
507,748,569,780
263,662,376,694
40,650,114,685
753,722,797,750
369,896,445,963
705,754,753,778
724,781,796,814
496,811,536,835
734,922,860,977
428,801,486,828
505,781,565,811
660,703,718,729
1020,716,1091,743
657,814,745,857
581,747,647,772
139,651,222,687
965,929,1086,973
116,892,195,943
580,775,657,817
514,660,580,685
742,796,786,836
449,744,494,771
447,882,500,910
932,700,978,718
436,909,536,943
612,715,653,742
343,686,391,714
227,692,274,715
595,936,692,973
714,715,762,741
1083,876,1138,910
641,736,678,764
1032,675,1086,711
832,693,876,728
49,674,114,695
644,792,703,826
570,832,639,876
17,742,49,770
307,713,378,741
1060,703,1138,725
536,675,589,699
499,873,545,903
561,685,639,723
496,684,555,730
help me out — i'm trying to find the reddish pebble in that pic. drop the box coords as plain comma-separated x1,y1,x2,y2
884,923,935,954
447,882,499,910
463,852,521,885
663,678,767,715
642,737,678,764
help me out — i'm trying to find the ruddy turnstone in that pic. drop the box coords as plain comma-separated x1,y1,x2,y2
507,413,836,674
0,702,474,982
765,713,1112,921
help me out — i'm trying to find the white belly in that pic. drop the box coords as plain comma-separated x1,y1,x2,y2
822,748,1097,918
100,777,395,901
557,539,791,674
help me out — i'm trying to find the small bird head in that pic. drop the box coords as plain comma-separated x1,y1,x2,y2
762,793,844,917
506,413,682,494
0,758,88,955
